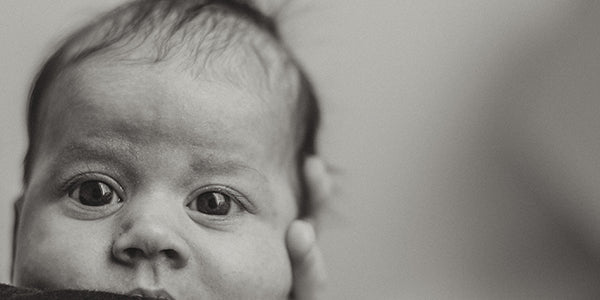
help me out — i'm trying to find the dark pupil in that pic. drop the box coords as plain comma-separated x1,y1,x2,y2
79,181,113,206
197,192,230,215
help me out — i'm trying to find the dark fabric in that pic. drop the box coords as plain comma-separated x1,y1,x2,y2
0,284,148,299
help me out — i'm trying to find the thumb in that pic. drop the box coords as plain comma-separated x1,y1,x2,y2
287,220,327,300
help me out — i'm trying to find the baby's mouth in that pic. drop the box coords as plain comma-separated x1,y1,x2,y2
127,288,175,300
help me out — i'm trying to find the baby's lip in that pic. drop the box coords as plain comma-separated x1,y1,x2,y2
127,288,175,299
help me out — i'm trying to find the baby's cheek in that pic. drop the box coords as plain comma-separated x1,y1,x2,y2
200,231,292,299
13,203,114,290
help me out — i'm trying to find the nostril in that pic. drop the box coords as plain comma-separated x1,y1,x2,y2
124,247,144,259
162,249,178,260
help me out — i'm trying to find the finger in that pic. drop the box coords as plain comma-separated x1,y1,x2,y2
287,220,327,300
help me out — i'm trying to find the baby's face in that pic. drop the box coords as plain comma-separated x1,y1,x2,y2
12,57,299,299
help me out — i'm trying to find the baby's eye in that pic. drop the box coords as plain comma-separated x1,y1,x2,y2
68,180,120,206
187,191,235,215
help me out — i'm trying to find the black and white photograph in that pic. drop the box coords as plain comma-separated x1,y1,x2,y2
2,1,600,299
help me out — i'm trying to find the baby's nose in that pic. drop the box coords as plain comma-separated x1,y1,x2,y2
112,213,191,269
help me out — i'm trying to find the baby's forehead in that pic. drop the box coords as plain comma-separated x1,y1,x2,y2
51,56,294,143
36,59,298,190
37,30,303,180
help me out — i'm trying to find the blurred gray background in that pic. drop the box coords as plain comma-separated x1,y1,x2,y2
3,1,600,299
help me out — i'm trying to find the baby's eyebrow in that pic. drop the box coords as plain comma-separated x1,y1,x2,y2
51,141,107,161
54,139,136,162
188,159,268,183
51,141,268,184
50,140,138,176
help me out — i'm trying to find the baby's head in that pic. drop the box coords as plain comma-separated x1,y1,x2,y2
11,0,320,298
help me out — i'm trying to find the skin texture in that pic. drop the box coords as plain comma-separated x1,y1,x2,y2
12,56,303,299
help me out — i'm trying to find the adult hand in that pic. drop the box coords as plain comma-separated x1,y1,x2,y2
287,220,326,300
286,157,332,299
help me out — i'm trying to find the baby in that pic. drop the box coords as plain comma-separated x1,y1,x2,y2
9,0,329,299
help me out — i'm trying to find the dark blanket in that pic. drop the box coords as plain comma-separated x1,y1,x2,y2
0,284,150,299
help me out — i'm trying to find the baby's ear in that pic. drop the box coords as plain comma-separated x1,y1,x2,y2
11,195,24,282
13,195,23,229
303,156,334,230
14,195,23,212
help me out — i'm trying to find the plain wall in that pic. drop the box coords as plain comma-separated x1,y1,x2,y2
1,1,596,298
